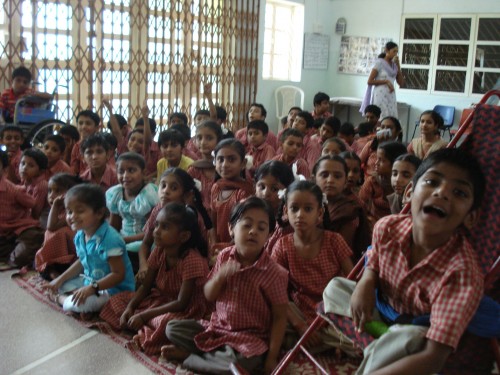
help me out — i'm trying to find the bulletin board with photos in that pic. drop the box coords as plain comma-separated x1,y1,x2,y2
338,35,392,75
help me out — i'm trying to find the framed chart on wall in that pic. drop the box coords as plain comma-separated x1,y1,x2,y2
338,35,392,75
303,33,330,70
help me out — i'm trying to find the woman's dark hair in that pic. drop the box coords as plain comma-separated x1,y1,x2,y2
370,116,403,151
229,196,275,233
312,154,348,177
213,138,246,180
254,160,294,187
339,151,364,186
277,180,331,228
196,120,223,143
117,152,146,171
22,148,48,170
394,153,422,171
65,184,107,221
44,134,66,153
420,110,444,132
160,168,213,230
158,202,208,258
378,41,398,58
49,173,84,191
378,141,408,165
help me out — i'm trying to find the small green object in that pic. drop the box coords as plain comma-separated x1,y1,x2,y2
364,321,389,338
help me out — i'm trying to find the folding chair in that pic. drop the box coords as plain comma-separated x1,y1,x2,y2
273,89,500,375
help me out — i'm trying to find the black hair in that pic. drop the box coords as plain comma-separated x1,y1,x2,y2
420,110,444,132
247,120,269,135
322,116,341,136
59,125,80,142
157,202,208,258
76,110,101,128
254,160,294,187
117,152,146,171
0,125,24,139
65,183,107,219
281,116,288,126
288,106,302,114
412,148,485,210
277,180,331,228
169,112,188,126
12,66,31,81
248,103,267,119
295,111,314,129
44,134,66,153
170,124,191,143
22,148,48,170
196,121,223,143
127,128,144,140
370,116,403,151
340,122,355,137
280,128,304,143
229,196,275,233
323,137,347,153
107,114,128,130
394,153,422,172
215,105,227,122
101,132,117,150
49,173,85,191
313,92,330,106
160,168,213,230
312,154,348,178
135,117,157,135
313,118,323,130
80,134,110,153
194,109,210,118
213,138,246,180
0,149,8,168
158,129,186,148
364,104,381,118
378,41,398,58
378,141,408,165
339,151,364,187
357,122,374,137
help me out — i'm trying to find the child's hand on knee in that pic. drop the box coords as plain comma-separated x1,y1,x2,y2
120,307,134,327
71,285,95,306
42,277,63,293
128,313,146,331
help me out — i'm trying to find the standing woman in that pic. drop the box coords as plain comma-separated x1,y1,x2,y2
361,42,405,119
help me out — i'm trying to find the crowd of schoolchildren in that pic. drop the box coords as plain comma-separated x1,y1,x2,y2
0,67,488,375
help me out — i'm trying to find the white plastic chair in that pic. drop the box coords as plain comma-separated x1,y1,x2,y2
275,85,305,130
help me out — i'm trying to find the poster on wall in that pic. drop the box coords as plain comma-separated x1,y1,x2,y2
303,33,330,70
338,35,392,75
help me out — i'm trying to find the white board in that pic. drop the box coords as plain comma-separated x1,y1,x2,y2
303,33,330,70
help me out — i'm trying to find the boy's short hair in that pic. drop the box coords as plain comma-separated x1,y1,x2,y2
135,117,157,135
194,109,210,118
323,116,341,135
101,132,118,150
12,66,32,81
127,128,144,139
170,124,191,143
215,105,227,122
247,120,269,135
80,134,110,153
0,125,24,139
378,141,407,165
0,149,9,168
169,112,188,126
59,125,80,141
288,106,302,114
364,104,381,118
357,122,374,137
248,103,267,118
313,118,323,130
280,128,304,143
412,148,486,210
22,148,48,170
313,92,330,106
76,110,101,128
107,114,127,130
340,122,355,136
296,111,314,129
158,129,186,148
44,134,66,153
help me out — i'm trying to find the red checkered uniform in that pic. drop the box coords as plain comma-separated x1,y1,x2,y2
80,164,118,192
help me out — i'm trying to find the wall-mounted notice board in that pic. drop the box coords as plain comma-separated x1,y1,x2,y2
338,35,392,75
303,33,330,70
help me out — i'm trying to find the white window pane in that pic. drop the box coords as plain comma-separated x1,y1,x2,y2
102,39,130,62
38,69,73,94
37,34,72,60
149,16,171,39
148,72,170,94
55,99,73,123
36,2,72,31
102,9,130,35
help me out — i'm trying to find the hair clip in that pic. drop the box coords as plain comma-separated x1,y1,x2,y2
292,162,306,181
322,192,329,205
193,178,202,191
245,154,254,170
277,188,286,200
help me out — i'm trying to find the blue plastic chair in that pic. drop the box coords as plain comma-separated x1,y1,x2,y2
411,105,455,140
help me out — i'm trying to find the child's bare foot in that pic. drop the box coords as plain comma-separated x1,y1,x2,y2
132,334,143,351
160,344,190,361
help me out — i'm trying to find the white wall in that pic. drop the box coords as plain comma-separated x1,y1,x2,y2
256,0,500,140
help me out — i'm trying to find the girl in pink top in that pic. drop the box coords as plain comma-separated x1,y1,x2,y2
100,203,209,355
408,110,448,159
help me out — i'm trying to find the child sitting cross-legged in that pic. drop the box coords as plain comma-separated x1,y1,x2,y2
163,197,289,375
324,148,486,374
42,134,72,180
79,134,118,191
100,203,209,355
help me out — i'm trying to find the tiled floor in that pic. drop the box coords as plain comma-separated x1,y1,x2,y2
0,270,155,375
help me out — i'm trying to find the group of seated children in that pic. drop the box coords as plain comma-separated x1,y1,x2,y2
0,70,484,374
